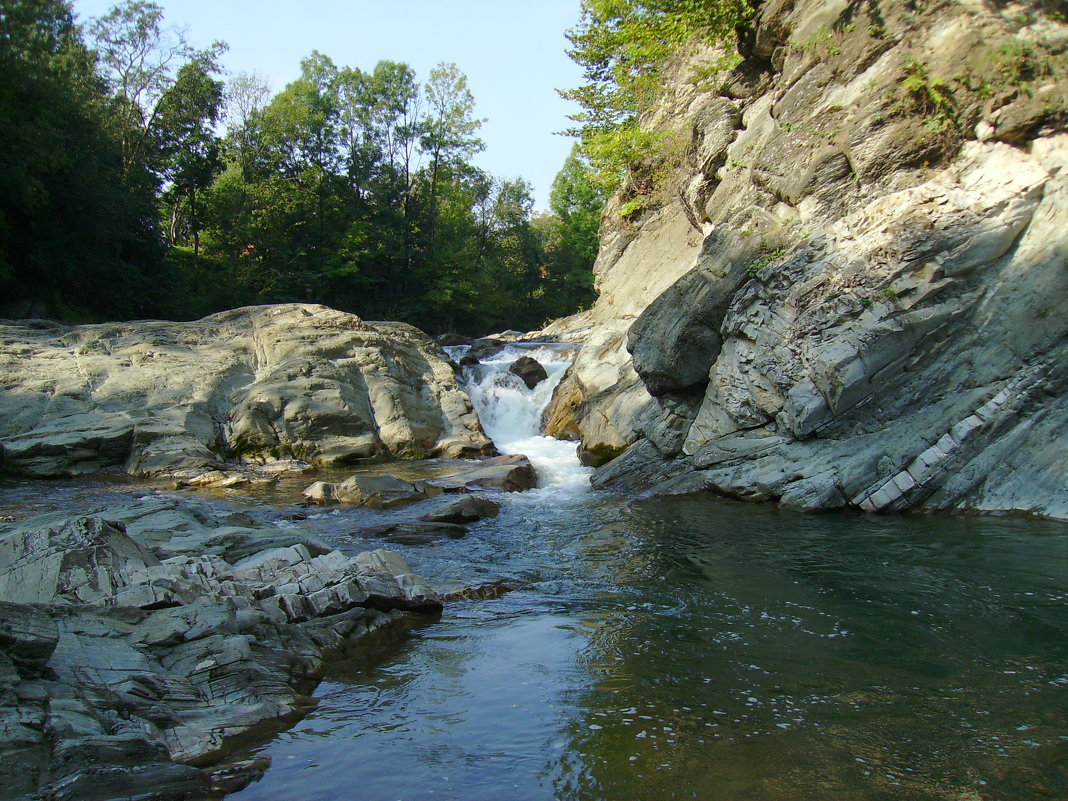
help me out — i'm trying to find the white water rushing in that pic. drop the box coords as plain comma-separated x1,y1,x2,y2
454,343,593,492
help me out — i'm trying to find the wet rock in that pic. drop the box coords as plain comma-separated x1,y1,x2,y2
465,338,508,362
302,473,442,508
431,454,538,493
420,495,501,524
207,756,273,795
360,521,469,546
509,356,548,390
435,333,473,347
0,497,445,800
441,579,526,602
174,469,278,490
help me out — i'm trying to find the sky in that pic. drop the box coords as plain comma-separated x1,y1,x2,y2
71,0,586,211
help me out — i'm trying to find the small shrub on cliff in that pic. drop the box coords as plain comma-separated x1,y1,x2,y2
746,246,786,278
897,60,957,134
993,39,1047,87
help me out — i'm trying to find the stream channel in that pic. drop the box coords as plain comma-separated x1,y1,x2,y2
4,343,1067,800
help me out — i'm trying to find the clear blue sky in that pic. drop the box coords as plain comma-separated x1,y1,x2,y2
72,0,585,211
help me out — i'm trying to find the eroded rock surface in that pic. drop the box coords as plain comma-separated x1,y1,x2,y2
0,496,441,800
0,304,493,479
542,0,1068,518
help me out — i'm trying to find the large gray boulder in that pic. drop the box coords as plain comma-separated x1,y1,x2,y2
0,304,493,478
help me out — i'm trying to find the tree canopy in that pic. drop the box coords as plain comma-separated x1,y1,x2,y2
0,1,605,335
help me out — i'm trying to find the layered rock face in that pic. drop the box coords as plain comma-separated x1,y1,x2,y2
546,0,1068,518
0,304,493,478
0,496,441,800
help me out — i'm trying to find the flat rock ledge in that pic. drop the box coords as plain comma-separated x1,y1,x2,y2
0,303,494,479
0,495,442,801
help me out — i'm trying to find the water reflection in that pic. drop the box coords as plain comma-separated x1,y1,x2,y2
557,498,1068,801
222,489,1068,801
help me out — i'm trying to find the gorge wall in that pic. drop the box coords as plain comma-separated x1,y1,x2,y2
544,0,1068,519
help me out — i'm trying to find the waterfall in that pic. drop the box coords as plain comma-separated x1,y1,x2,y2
452,343,592,491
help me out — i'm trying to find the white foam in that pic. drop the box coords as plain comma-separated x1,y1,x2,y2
461,343,592,491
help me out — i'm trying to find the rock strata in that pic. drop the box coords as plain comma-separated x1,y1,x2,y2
0,495,442,800
0,304,493,479
543,0,1068,519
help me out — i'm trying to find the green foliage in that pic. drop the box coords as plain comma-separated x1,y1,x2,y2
745,246,786,278
561,0,754,193
794,27,841,57
992,39,1047,87
1,2,604,335
897,60,956,133
0,0,163,319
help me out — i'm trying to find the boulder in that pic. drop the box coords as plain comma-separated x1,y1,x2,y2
508,356,548,390
0,304,493,479
302,473,442,508
420,496,501,524
465,338,508,362
430,454,538,492
435,333,474,347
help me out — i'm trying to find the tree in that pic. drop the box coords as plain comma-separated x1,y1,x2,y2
422,62,484,212
157,53,225,254
224,70,271,178
90,1,189,172
541,144,605,315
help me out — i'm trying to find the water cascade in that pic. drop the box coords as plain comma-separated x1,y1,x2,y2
452,342,592,492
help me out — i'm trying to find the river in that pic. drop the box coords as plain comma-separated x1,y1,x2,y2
4,344,1065,800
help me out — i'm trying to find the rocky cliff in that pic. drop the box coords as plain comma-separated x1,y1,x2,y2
0,304,493,477
545,0,1068,519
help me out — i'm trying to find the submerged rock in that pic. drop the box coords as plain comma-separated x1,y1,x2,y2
0,304,493,479
359,521,470,545
508,355,548,390
0,496,443,800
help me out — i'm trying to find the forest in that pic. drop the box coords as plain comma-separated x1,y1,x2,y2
0,0,605,334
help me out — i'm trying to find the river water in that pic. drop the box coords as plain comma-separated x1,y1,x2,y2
4,344,1065,800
